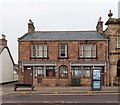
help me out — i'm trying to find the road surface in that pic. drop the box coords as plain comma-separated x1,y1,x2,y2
2,94,119,104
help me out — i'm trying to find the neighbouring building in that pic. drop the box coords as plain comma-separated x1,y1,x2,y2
104,10,120,86
18,15,110,86
0,34,18,84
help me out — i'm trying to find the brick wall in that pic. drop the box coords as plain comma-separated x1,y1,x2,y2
18,40,108,86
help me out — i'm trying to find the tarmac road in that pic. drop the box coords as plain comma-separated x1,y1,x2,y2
2,94,119,103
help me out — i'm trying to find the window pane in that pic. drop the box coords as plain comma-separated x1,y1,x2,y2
44,51,47,57
85,45,91,50
32,44,36,57
60,66,68,78
83,44,91,57
118,36,120,48
83,67,91,77
38,45,43,57
92,44,96,50
80,44,83,57
92,51,96,57
84,50,91,57
92,44,96,57
44,45,47,57
35,67,44,77
65,44,67,57
61,44,65,49
46,66,55,77
71,66,81,78
60,44,67,57
61,50,65,56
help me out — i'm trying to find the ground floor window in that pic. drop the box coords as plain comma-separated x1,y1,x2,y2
71,66,91,78
71,66,82,78
35,66,44,77
34,66,56,77
46,66,55,77
83,67,91,77
59,65,68,79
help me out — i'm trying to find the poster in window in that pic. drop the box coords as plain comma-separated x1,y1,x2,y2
93,70,101,80
93,81,101,89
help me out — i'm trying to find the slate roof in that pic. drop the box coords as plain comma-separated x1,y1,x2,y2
19,31,107,41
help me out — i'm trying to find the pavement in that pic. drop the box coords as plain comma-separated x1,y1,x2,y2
13,86,119,95
1,82,119,95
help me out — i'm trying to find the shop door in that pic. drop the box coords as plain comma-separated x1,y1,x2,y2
24,67,33,85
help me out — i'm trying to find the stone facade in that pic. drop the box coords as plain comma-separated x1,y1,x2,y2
18,40,108,86
104,10,120,86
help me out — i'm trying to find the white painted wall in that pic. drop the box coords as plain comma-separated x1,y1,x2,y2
0,48,14,83
13,70,18,81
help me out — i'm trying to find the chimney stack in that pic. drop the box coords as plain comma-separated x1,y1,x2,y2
0,34,7,47
96,17,103,34
28,19,35,33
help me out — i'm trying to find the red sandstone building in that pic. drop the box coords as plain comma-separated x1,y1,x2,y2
18,16,110,86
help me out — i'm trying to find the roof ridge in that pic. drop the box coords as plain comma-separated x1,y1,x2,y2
34,30,97,32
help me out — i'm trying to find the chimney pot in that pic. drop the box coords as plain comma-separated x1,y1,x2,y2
96,17,103,34
2,34,6,40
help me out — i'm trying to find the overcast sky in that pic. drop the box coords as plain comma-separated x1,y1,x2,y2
0,0,119,63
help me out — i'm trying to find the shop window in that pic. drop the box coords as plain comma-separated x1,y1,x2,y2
83,67,91,77
46,66,55,77
35,67,44,77
59,65,68,79
71,66,82,78
71,66,91,78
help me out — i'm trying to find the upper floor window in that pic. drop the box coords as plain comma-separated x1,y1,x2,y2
31,44,47,58
59,44,68,58
117,35,120,48
79,44,96,58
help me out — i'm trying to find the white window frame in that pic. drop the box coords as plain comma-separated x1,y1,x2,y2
31,44,48,58
79,44,96,58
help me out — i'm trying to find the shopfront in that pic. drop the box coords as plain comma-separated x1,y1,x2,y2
70,61,106,86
